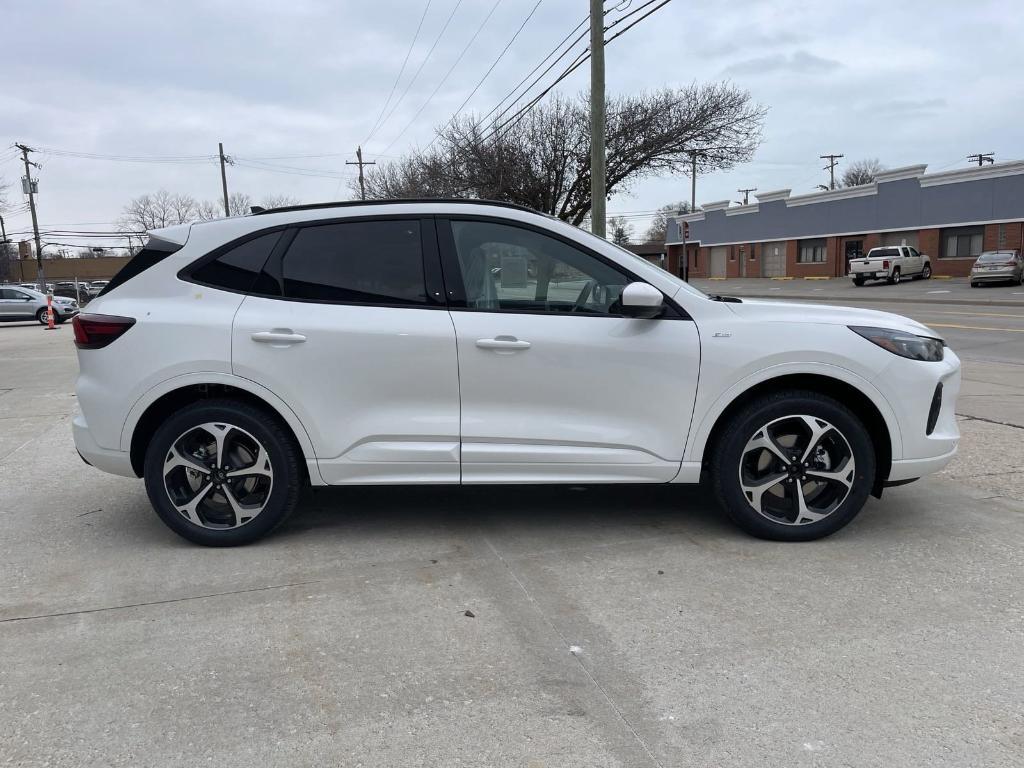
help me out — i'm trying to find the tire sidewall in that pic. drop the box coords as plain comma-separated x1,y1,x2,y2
713,392,876,541
144,400,301,546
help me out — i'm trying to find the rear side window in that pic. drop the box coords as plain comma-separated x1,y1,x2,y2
281,220,426,305
100,235,183,296
191,231,282,294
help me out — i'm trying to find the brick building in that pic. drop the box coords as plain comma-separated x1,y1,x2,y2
663,160,1024,279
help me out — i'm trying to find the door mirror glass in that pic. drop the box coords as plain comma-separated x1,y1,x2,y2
620,282,664,319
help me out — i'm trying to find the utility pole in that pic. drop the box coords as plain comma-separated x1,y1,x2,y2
346,146,376,201
820,153,843,190
15,143,45,289
737,187,757,205
589,0,606,237
966,153,994,167
218,142,232,216
690,151,698,210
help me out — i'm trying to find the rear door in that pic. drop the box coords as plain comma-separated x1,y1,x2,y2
230,217,461,485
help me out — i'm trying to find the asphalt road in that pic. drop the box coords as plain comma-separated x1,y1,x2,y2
1,306,1022,767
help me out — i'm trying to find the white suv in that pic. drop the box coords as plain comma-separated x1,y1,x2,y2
72,200,961,546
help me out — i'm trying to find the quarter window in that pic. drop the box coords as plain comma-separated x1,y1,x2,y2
281,220,427,305
942,226,983,259
448,220,630,315
192,231,283,294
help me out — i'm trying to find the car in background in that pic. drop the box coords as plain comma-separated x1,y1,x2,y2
87,280,110,296
970,250,1023,287
0,285,79,324
54,281,92,305
850,246,932,285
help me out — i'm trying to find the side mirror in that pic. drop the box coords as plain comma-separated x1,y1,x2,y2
620,282,664,319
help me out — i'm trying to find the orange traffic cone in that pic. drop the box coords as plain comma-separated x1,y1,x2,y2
46,292,57,331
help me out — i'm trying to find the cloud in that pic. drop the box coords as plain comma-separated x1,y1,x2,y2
866,97,948,116
722,50,842,77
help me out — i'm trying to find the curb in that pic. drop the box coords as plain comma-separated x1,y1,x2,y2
730,293,1024,308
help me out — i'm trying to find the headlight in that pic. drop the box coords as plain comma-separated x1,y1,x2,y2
849,326,944,362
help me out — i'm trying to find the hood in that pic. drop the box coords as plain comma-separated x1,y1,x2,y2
725,298,941,339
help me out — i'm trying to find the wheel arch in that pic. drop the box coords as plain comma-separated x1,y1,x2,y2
690,368,899,492
123,374,320,482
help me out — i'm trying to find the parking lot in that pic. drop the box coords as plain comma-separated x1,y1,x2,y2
2,286,1023,766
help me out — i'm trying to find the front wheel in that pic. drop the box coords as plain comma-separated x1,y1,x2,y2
710,391,876,541
36,308,51,325
143,399,303,546
921,264,931,279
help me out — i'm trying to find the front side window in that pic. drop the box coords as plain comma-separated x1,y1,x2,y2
449,220,629,315
942,226,983,259
798,238,826,263
282,219,426,305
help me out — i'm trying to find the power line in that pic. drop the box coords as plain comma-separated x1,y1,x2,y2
819,153,843,190
369,0,466,150
363,1,434,145
379,0,504,156
966,152,995,167
32,146,217,164
424,0,544,150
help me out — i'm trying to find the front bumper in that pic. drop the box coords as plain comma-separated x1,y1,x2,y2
72,409,137,478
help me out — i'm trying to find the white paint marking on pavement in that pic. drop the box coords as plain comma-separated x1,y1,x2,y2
927,290,951,294
569,645,583,655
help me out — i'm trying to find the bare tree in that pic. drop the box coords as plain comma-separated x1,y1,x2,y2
644,201,692,242
117,189,191,231
359,85,766,226
195,199,223,221
842,158,885,187
607,216,633,245
0,175,9,212
260,194,300,209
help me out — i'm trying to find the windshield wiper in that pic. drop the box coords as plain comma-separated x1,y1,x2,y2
707,294,742,303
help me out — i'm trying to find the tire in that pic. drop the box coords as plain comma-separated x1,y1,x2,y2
853,277,865,287
887,268,901,285
36,308,50,325
970,282,979,288
710,390,876,542
921,263,932,279
143,398,303,546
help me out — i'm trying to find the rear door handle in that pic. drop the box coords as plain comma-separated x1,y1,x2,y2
251,330,306,346
476,336,531,351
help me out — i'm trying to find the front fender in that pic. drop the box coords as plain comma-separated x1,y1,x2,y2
682,361,904,465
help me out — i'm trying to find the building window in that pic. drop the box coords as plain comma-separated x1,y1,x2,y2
942,226,983,259
798,238,826,263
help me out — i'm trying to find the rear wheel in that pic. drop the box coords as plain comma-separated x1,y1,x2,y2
710,391,876,541
143,399,303,546
887,268,901,285
853,276,865,286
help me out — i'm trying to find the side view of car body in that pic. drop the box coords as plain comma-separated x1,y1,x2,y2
0,285,79,323
849,246,932,285
72,200,961,546
970,250,1023,286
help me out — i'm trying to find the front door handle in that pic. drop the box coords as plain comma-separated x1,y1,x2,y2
251,330,306,346
476,336,531,351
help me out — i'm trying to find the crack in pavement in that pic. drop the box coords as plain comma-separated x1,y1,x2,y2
957,413,1024,430
0,580,321,624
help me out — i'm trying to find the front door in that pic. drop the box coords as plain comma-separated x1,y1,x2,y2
843,240,863,275
438,217,700,483
710,246,728,278
761,242,786,277
231,217,460,485
0,288,32,319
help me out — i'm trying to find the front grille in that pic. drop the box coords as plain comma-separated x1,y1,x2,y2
926,383,943,435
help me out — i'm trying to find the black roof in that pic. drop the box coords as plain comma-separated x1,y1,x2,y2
252,198,541,216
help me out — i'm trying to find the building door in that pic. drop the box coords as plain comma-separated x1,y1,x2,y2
761,241,786,277
843,240,864,275
710,246,728,277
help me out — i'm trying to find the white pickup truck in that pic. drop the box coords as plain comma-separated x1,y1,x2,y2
849,246,932,285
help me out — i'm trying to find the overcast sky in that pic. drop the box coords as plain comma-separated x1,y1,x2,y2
2,0,1021,247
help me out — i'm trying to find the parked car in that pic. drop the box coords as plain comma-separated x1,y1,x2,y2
87,280,110,297
0,285,79,324
970,250,1023,287
72,200,961,546
849,246,932,285
53,281,92,304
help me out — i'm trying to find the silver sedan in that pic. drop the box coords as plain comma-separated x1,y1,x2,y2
0,285,80,324
970,250,1023,287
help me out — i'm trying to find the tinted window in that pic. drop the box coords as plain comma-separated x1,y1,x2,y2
192,231,282,294
282,220,426,305
449,220,629,315
0,289,23,299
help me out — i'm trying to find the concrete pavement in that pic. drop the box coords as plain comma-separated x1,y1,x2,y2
1,321,1022,767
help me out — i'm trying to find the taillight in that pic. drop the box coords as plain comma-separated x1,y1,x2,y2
72,314,136,349
882,260,890,269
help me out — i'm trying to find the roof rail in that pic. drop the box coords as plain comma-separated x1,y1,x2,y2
251,198,542,216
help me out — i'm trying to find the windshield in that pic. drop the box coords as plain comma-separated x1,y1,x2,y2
977,252,1016,263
